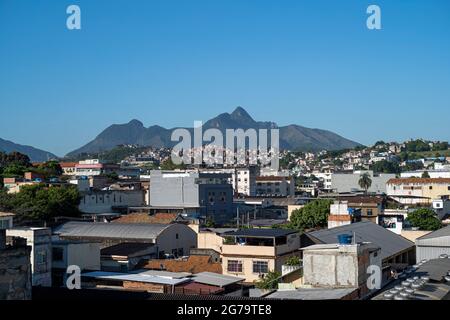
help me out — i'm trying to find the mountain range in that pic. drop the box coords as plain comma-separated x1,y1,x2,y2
67,107,361,157
0,138,58,163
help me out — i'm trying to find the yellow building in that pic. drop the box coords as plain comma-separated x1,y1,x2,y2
220,229,301,283
387,178,450,205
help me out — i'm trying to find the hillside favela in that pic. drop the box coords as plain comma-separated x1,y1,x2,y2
1,1,450,307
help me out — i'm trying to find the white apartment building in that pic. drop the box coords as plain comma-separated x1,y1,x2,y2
200,167,259,196
255,176,295,197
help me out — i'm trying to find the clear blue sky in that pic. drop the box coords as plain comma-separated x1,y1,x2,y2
1,0,450,156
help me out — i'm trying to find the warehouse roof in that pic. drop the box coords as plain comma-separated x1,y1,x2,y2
101,242,154,257
416,225,450,241
53,221,172,241
191,272,244,288
82,271,190,286
307,221,414,261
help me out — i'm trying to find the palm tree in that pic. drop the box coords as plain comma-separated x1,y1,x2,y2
358,172,372,194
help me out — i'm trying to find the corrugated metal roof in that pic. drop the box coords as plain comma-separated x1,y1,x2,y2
417,225,450,241
53,221,171,241
82,271,190,286
135,270,192,278
101,243,155,256
307,221,414,261
192,272,244,287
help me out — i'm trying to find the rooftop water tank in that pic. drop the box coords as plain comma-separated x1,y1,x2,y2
337,234,353,245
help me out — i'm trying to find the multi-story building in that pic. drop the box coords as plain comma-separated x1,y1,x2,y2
220,229,301,283
71,159,136,178
327,201,361,229
255,176,295,197
336,195,384,223
59,162,77,176
200,166,259,197
150,171,234,224
386,178,450,205
6,227,52,287
79,189,145,214
0,212,32,300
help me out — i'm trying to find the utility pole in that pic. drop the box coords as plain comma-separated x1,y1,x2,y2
236,206,239,228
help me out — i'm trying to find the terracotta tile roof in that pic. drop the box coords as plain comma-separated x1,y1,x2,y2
337,196,383,204
387,178,450,185
328,215,352,222
142,256,222,274
112,213,178,224
59,162,78,168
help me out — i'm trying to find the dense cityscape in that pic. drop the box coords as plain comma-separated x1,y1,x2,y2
2,132,450,301
1,0,450,312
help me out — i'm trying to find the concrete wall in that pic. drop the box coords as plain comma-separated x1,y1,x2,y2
150,171,234,223
303,244,382,293
197,231,223,253
67,243,101,271
151,172,199,207
156,223,197,257
79,190,145,213
0,245,32,300
6,228,52,287
332,172,395,193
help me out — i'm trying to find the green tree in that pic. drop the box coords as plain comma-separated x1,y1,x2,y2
358,172,372,194
8,184,81,221
406,208,441,231
204,217,216,228
288,199,333,231
371,160,400,174
160,158,186,170
254,270,281,290
1,164,28,177
285,256,301,266
421,171,430,178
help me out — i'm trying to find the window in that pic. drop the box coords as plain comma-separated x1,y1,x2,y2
253,261,269,274
448,186,450,191
227,260,243,273
176,233,179,239
0,219,11,229
367,209,373,216
36,250,47,265
52,247,64,261
429,186,433,190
